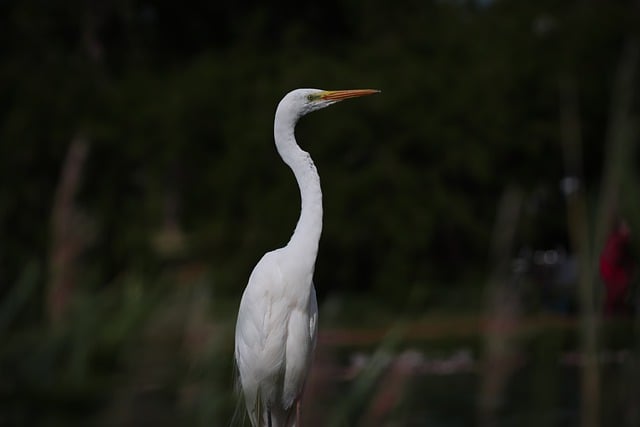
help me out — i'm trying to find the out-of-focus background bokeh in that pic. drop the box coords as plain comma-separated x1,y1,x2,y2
1,0,639,426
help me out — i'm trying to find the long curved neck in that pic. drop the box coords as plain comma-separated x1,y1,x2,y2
274,112,323,268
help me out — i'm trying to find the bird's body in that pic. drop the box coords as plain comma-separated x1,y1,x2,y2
235,248,318,426
234,88,378,427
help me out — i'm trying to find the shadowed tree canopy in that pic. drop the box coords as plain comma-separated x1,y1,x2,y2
0,0,638,308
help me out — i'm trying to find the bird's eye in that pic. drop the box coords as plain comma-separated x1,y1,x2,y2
307,94,315,101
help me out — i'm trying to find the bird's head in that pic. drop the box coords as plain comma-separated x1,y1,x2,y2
277,88,380,119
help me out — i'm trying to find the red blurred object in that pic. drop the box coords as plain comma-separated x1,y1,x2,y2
599,220,635,315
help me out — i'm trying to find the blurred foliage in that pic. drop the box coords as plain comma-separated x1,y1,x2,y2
1,0,639,425
0,0,637,304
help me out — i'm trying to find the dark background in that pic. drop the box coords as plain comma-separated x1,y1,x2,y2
0,1,639,426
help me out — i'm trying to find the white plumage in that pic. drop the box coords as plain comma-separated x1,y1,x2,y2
234,88,379,427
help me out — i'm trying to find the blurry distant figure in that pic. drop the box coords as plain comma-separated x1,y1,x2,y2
513,246,578,314
600,218,635,316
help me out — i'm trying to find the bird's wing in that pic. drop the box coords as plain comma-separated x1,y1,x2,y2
309,284,318,350
281,284,318,410
235,251,289,420
236,251,318,427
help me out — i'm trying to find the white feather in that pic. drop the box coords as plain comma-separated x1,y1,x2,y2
234,88,377,427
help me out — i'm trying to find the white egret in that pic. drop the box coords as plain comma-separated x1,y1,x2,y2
234,88,379,427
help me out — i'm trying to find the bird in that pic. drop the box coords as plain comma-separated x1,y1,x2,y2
234,88,379,427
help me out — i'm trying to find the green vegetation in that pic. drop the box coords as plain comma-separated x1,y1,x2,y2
0,0,639,425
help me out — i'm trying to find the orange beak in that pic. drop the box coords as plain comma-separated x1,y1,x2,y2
319,89,380,101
